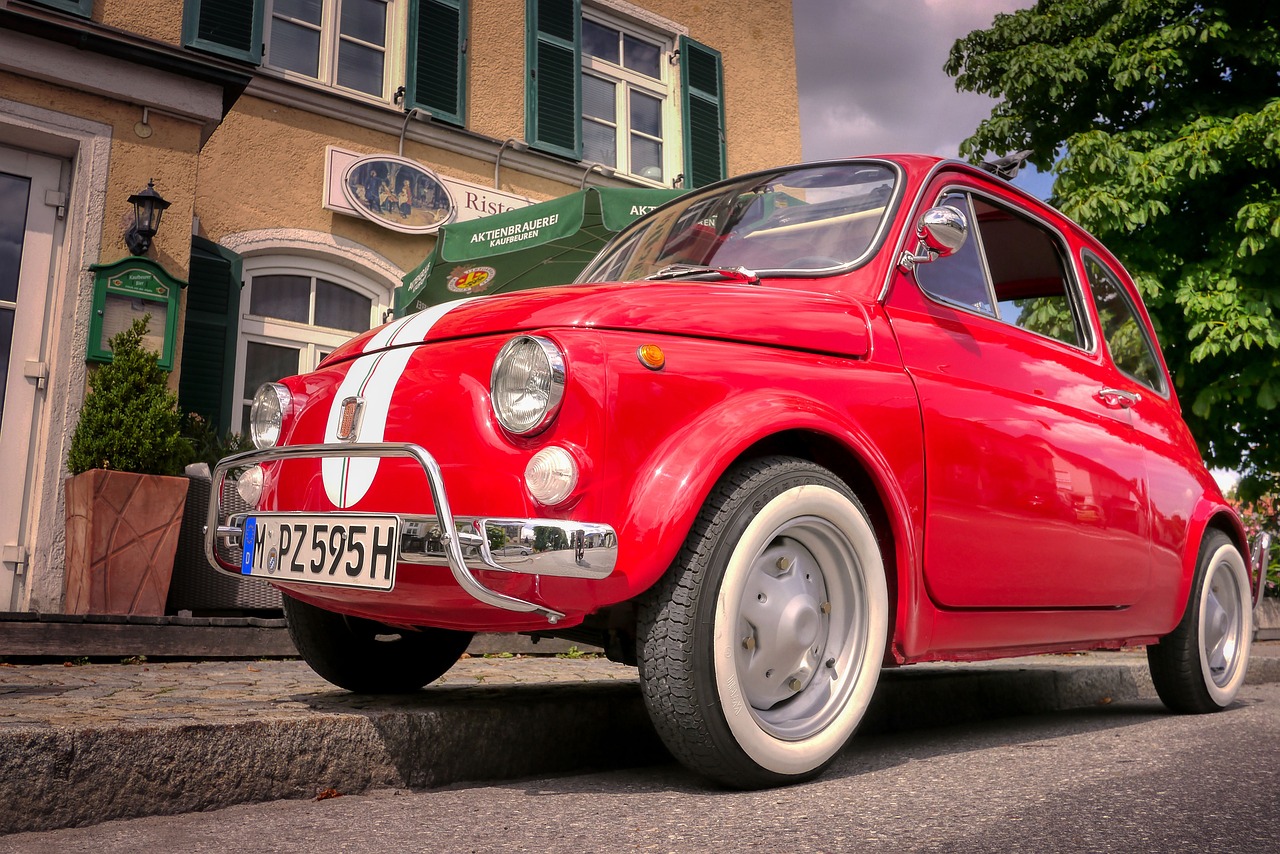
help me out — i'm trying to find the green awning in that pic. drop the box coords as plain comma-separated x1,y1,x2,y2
396,186,684,316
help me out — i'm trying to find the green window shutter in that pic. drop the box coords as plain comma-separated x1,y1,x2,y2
525,0,581,159
182,0,264,64
406,0,468,126
28,0,93,17
680,36,726,188
179,238,243,434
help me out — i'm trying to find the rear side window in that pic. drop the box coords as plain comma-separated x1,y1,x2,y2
1083,254,1167,394
915,190,1089,350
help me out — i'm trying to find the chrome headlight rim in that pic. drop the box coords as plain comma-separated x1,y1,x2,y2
249,382,292,449
490,335,567,436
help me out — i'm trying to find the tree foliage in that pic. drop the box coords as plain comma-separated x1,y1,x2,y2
947,0,1280,500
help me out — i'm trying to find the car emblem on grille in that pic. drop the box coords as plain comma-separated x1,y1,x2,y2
336,396,364,442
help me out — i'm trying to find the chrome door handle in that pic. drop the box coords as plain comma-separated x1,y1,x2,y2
1096,387,1140,410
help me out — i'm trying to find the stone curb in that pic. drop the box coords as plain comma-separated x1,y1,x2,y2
1,646,1277,835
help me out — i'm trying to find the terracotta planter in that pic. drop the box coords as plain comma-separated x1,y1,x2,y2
64,470,189,616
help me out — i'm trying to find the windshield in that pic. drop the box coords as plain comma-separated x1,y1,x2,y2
577,162,898,283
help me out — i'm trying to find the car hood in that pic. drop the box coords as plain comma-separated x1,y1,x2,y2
328,281,873,364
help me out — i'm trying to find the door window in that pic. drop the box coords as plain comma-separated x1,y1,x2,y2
1084,253,1166,394
914,189,1089,350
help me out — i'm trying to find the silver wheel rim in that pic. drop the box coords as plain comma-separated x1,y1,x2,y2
1202,551,1246,690
732,514,868,741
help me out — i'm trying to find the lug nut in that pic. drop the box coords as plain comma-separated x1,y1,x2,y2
820,601,832,615
788,677,804,692
742,636,756,651
776,556,794,571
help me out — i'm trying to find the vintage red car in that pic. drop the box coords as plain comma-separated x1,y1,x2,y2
208,154,1268,788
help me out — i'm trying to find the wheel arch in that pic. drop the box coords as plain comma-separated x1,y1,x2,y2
619,391,921,652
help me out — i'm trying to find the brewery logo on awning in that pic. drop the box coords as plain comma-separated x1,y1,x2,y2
341,155,455,235
446,265,497,294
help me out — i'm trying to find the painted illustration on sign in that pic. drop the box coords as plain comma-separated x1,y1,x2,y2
446,265,498,294
342,155,455,234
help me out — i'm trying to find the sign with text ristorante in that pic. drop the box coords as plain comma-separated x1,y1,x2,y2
324,147,531,232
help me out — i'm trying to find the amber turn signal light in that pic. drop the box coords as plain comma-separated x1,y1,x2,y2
637,344,665,370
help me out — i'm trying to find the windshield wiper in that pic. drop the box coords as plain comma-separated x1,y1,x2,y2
643,264,760,284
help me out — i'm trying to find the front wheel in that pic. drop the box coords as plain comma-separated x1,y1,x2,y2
637,457,889,788
283,595,473,694
1148,530,1252,713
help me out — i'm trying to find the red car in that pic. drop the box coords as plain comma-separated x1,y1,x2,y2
208,155,1268,788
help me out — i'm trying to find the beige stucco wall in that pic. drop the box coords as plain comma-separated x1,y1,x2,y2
3,78,202,278
468,0,802,174
100,0,184,45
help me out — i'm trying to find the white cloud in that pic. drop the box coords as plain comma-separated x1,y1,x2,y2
793,0,1032,161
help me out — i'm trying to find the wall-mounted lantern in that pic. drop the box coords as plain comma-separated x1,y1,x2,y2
124,179,171,255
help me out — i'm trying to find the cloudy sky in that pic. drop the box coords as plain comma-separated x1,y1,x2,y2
791,0,1049,195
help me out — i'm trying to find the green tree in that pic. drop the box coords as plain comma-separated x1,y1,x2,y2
67,317,187,476
947,0,1280,500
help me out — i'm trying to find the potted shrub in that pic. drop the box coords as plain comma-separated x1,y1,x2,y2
63,317,190,615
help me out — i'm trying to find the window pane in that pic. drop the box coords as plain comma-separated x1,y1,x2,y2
270,19,321,77
244,341,300,396
631,136,662,179
1086,257,1165,391
979,197,1083,348
915,194,995,315
0,308,13,421
315,279,372,333
582,19,619,64
340,0,387,45
584,120,617,168
276,0,322,25
623,34,660,78
583,74,616,121
250,275,311,323
0,172,30,303
630,90,662,136
337,39,384,95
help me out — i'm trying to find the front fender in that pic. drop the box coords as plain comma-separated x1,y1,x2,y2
614,387,924,618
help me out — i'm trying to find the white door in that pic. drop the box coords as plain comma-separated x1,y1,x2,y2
0,145,64,609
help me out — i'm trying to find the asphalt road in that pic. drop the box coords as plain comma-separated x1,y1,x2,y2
5,683,1278,853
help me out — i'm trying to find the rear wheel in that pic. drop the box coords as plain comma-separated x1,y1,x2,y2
283,595,473,693
637,457,888,788
1148,530,1252,713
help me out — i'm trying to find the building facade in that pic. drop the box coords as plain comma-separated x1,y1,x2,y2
0,0,801,613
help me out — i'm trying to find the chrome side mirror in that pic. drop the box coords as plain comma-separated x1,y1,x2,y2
899,205,968,271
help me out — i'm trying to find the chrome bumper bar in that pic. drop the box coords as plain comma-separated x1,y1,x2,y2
205,442,619,624
1252,531,1273,608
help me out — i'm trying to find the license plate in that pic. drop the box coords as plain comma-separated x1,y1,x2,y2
241,515,398,591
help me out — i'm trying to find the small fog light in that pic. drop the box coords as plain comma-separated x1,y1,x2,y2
235,465,264,508
525,446,579,506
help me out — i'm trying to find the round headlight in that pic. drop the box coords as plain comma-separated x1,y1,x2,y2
491,335,566,435
249,382,292,449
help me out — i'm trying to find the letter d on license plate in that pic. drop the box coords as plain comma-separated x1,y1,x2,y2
241,514,398,591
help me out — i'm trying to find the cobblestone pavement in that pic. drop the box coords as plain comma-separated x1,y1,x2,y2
0,655,637,731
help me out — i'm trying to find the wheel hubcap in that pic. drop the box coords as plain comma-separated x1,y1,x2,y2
1203,559,1244,687
732,516,867,741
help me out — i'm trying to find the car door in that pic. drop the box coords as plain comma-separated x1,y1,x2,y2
884,179,1152,609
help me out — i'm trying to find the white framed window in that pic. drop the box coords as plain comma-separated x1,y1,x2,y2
234,255,392,432
581,10,673,183
265,0,404,103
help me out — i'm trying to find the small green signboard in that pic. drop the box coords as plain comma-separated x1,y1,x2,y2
87,256,185,370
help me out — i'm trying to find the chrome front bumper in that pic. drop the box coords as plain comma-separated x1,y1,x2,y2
205,442,618,624
1252,531,1273,608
